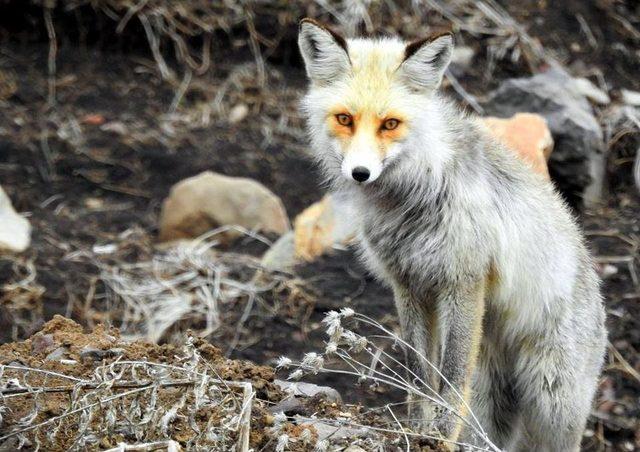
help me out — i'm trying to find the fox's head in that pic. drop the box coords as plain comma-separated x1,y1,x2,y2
298,19,453,186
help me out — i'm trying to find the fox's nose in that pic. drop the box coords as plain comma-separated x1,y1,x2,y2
352,166,370,182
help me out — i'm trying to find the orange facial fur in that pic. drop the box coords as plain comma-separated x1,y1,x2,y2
326,108,408,158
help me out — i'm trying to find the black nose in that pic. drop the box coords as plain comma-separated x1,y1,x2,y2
352,166,370,182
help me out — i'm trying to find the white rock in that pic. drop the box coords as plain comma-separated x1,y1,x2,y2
0,186,31,253
621,89,640,107
229,103,249,124
274,379,342,403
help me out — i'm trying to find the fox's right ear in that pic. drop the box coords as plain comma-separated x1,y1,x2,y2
399,32,453,92
298,18,350,85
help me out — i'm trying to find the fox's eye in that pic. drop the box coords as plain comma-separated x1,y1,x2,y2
336,113,353,127
382,118,400,130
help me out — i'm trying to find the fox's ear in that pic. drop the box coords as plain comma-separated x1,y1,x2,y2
298,18,350,85
399,32,453,91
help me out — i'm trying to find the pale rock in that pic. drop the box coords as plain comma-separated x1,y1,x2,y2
261,230,296,272
572,77,610,105
229,103,249,124
480,113,553,179
0,185,31,253
159,171,290,243
621,89,640,107
274,380,342,403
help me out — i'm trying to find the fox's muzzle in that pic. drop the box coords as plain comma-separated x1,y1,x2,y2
341,148,382,184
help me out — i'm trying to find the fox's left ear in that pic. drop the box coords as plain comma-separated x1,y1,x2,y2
399,32,453,91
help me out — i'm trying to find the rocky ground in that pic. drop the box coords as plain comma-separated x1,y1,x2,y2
1,0,639,450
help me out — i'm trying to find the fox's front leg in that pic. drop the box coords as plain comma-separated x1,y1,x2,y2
433,278,486,444
392,286,440,424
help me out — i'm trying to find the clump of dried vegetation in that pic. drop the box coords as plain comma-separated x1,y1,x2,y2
277,308,500,452
0,317,259,451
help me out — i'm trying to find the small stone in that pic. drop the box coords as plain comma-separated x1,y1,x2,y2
84,197,104,210
599,264,618,279
228,103,249,124
159,171,290,243
45,346,68,361
31,333,55,355
0,185,31,253
621,89,640,107
572,78,610,105
81,114,106,126
59,359,78,365
267,397,304,415
274,380,342,403
100,121,128,135
480,113,553,179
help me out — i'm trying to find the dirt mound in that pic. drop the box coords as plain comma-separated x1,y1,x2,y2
0,316,445,451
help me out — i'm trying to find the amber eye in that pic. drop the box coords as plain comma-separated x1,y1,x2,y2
336,113,353,127
382,118,400,131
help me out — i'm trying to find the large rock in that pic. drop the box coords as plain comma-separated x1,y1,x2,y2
0,185,31,253
159,171,290,242
480,113,553,179
482,67,606,207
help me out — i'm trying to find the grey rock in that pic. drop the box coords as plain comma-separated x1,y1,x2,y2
267,396,304,414
274,379,342,403
45,346,68,361
483,67,606,207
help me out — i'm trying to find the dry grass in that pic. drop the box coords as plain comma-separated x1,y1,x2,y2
278,309,501,451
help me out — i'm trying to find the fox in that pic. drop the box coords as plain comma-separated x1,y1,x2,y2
297,18,607,451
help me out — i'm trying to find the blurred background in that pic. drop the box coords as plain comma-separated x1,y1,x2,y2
0,1,639,450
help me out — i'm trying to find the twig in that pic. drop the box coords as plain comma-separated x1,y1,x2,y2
387,405,410,452
43,5,57,106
